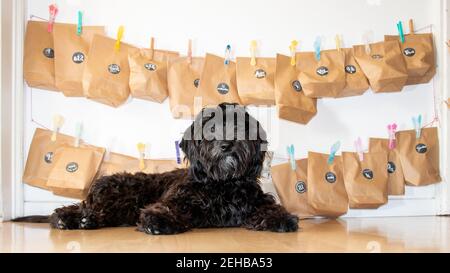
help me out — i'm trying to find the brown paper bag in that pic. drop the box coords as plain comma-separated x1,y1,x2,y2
396,127,441,186
167,57,205,119
274,54,317,125
339,48,370,98
97,152,182,177
385,34,436,85
128,48,179,103
198,53,242,108
353,41,408,93
307,152,348,218
83,34,135,107
236,57,275,105
22,128,75,190
297,50,346,98
23,21,58,91
53,23,105,97
47,145,105,199
369,138,405,196
271,159,316,219
342,152,388,209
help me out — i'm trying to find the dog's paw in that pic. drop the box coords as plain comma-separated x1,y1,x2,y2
79,216,98,229
245,213,299,233
138,209,188,235
274,214,299,233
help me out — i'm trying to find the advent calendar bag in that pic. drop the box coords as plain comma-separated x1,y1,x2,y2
339,48,369,98
307,152,348,218
396,127,441,186
236,57,276,105
198,53,242,108
297,50,346,98
128,48,179,103
369,138,406,196
353,40,408,93
271,159,316,219
274,54,317,125
53,23,105,97
23,21,58,91
22,128,75,190
83,34,135,107
342,152,388,209
168,57,205,119
47,145,105,199
385,33,436,85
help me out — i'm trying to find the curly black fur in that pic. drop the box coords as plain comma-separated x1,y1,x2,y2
48,103,298,234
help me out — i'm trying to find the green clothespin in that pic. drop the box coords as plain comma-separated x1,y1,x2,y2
328,141,341,165
77,11,83,36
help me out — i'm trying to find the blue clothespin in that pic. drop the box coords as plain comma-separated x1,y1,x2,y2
328,141,341,165
287,145,296,171
412,114,423,139
77,11,83,36
397,21,405,43
224,44,231,65
314,37,321,61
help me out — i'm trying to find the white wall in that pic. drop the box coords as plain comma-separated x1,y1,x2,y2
24,0,445,217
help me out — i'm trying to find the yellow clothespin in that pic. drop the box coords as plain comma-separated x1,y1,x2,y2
137,143,146,171
289,40,298,66
335,35,342,52
114,26,124,53
250,40,257,66
51,115,65,142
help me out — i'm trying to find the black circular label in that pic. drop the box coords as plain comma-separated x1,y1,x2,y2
144,63,157,71
316,66,329,76
72,52,85,64
43,48,54,59
217,83,230,95
194,79,200,88
325,172,337,184
345,65,357,74
387,161,396,174
66,162,79,173
292,80,302,92
44,152,54,164
404,48,416,57
295,181,307,194
362,169,374,180
415,143,428,154
254,69,267,79
372,54,384,60
108,64,121,74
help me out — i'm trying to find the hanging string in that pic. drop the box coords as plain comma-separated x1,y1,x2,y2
30,87,51,131
29,14,48,21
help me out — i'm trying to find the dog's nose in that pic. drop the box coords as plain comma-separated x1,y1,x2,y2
220,142,232,151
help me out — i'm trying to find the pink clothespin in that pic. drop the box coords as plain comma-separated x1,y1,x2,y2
354,137,364,162
48,4,58,33
387,123,398,150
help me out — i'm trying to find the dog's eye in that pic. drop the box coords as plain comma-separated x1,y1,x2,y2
210,126,216,133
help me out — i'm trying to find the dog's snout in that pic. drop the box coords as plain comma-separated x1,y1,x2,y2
220,142,233,151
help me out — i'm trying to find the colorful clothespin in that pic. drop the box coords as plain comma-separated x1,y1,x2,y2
412,115,423,139
363,31,372,55
250,40,257,66
175,141,182,164
51,114,64,142
387,123,398,150
77,11,83,36
286,145,296,171
397,21,405,43
409,19,415,35
335,35,342,52
224,44,232,65
354,137,364,162
74,122,83,148
328,141,341,165
137,143,146,171
47,4,58,33
187,39,193,64
114,26,125,53
314,37,321,61
289,40,298,66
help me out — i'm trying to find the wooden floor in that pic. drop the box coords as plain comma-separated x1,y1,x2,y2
1,216,449,253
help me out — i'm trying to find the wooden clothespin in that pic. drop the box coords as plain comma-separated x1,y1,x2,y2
137,143,146,171
51,114,64,142
250,40,257,66
114,26,124,52
187,39,193,64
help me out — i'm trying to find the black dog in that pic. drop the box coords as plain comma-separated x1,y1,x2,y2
20,103,298,234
